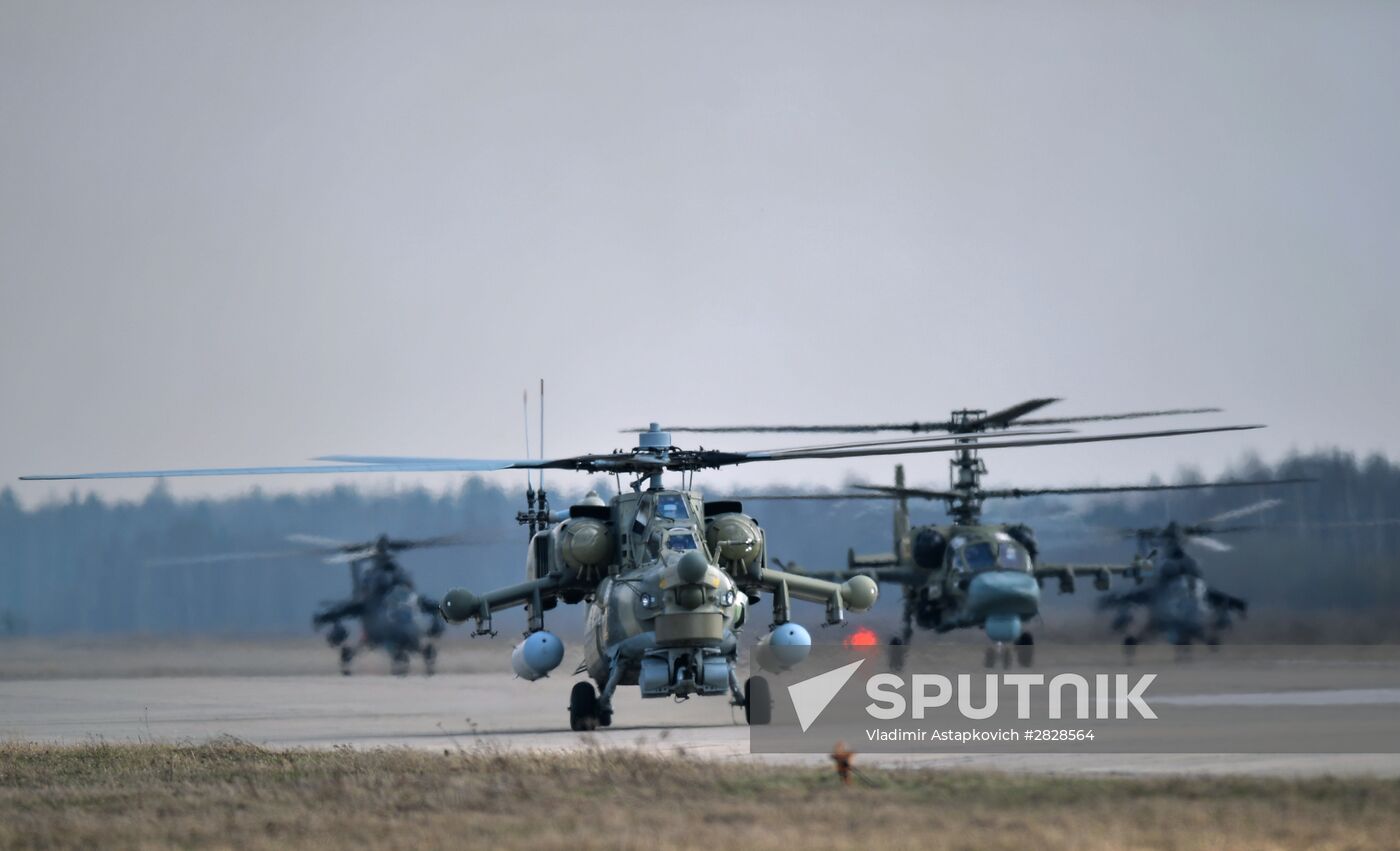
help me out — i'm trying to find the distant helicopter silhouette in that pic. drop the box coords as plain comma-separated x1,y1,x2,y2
153,532,472,675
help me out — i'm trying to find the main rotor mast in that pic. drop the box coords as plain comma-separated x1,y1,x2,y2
947,408,991,526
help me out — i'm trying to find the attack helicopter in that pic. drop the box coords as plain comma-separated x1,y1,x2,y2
153,532,466,675
692,400,1294,666
22,403,1260,727
1102,501,1400,652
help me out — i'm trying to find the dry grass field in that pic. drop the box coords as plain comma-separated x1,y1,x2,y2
1,741,1398,850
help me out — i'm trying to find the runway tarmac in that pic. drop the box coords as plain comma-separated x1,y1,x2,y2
5,668,1400,776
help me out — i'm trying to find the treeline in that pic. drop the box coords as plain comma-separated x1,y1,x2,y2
1,449,1397,635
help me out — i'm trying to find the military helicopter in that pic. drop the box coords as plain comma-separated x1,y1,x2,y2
22,401,1259,728
153,532,466,675
1102,501,1400,652
678,400,1293,666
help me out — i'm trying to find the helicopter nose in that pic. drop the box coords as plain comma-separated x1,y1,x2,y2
966,570,1040,619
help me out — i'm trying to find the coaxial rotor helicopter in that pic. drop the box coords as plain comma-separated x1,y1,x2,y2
22,400,1259,728
152,532,469,675
671,400,1290,666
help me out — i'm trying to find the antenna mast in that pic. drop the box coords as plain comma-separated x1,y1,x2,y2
515,380,552,536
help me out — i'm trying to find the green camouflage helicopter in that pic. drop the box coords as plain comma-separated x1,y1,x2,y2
667,400,1289,666
23,397,1258,727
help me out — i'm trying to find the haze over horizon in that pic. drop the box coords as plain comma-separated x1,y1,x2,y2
4,2,1397,506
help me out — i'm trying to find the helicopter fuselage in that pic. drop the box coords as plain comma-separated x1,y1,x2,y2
896,523,1040,641
443,486,876,726
1109,551,1242,646
316,557,444,674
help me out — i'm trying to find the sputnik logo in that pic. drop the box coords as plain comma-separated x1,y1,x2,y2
787,659,865,732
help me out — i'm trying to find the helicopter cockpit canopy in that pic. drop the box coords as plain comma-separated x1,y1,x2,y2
949,533,1031,574
664,530,700,551
634,491,709,565
383,586,418,622
656,494,687,518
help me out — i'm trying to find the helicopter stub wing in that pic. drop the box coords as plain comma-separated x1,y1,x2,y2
1035,563,1144,593
1205,588,1248,615
814,566,927,585
1096,586,1155,609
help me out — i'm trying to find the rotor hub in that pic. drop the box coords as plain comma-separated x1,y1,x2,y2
637,423,673,451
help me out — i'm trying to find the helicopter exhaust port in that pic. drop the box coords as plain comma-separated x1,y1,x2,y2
511,630,565,681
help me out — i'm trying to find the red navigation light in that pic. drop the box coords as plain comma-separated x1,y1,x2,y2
845,626,879,647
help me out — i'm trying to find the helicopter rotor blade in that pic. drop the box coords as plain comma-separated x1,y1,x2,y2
146,549,318,567
1016,407,1223,427
286,533,351,549
323,550,378,564
737,424,1263,466
619,421,958,434
732,492,897,501
1200,498,1283,526
386,533,477,551
750,428,1074,454
640,403,1223,435
978,477,1311,499
1188,535,1234,553
19,459,532,480
958,398,1061,431
22,425,1264,480
851,484,961,501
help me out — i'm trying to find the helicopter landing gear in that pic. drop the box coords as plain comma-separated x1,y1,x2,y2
744,676,772,726
339,645,355,676
390,648,411,677
570,681,600,731
325,622,349,647
422,644,437,677
1122,635,1139,664
983,644,1005,668
1015,632,1035,667
888,635,909,672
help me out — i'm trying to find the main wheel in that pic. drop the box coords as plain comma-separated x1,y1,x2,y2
339,645,355,676
422,644,437,677
745,676,772,726
569,681,600,732
1015,632,1035,668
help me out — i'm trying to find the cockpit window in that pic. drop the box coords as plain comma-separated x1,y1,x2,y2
959,542,998,571
666,531,699,552
656,494,689,520
997,543,1026,569
633,497,652,534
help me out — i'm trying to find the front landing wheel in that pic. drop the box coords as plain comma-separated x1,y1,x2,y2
570,681,600,731
745,676,772,726
1015,633,1035,668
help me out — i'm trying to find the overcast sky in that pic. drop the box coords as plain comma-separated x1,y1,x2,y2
3,1,1398,506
